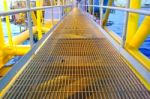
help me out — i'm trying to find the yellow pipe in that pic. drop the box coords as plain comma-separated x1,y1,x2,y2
36,0,42,40
42,27,50,32
12,27,37,45
3,45,30,56
4,0,13,46
40,0,44,24
13,45,30,56
0,49,4,69
0,17,5,49
0,66,11,77
0,46,13,69
126,0,141,44
31,12,37,26
0,45,30,69
129,16,150,48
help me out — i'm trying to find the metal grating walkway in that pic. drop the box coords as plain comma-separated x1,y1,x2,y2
3,8,150,99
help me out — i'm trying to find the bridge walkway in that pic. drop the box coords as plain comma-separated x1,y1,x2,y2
3,8,150,99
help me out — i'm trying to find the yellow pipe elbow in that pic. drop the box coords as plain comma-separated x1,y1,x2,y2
129,16,150,49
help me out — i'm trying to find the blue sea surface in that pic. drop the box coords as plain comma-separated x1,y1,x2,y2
107,8,150,59
2,22,26,42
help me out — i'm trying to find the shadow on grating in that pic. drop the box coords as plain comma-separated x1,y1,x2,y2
3,8,150,99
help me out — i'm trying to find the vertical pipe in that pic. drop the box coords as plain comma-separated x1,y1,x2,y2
62,5,64,17
63,0,65,15
126,0,141,43
85,0,87,13
58,0,61,20
122,0,130,47
0,17,5,49
3,0,13,46
84,0,86,12
36,0,42,40
26,0,34,48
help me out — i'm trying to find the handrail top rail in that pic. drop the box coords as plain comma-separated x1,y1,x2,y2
0,5,72,16
83,5,150,16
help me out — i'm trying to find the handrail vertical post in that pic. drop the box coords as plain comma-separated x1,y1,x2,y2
52,7,54,26
100,0,103,26
85,0,86,12
62,6,64,17
93,0,95,19
26,0,34,48
85,1,87,13
58,0,61,20
122,0,130,47
59,6,61,20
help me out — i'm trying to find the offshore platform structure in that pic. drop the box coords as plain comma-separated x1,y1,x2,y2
0,0,150,98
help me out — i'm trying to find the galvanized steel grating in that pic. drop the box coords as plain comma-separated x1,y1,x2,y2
3,8,150,99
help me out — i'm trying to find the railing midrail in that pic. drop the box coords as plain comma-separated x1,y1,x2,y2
79,1,150,91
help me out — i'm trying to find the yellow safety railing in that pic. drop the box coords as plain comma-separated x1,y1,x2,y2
81,0,150,91
0,0,73,76
125,0,150,71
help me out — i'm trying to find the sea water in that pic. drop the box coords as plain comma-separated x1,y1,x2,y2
107,8,150,58
2,8,150,64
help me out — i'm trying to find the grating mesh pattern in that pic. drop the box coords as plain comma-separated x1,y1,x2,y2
3,8,150,99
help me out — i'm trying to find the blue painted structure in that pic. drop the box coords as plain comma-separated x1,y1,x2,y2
94,0,108,13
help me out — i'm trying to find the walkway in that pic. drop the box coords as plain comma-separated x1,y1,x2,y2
3,8,150,99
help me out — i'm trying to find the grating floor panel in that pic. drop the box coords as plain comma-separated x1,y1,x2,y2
3,8,150,99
